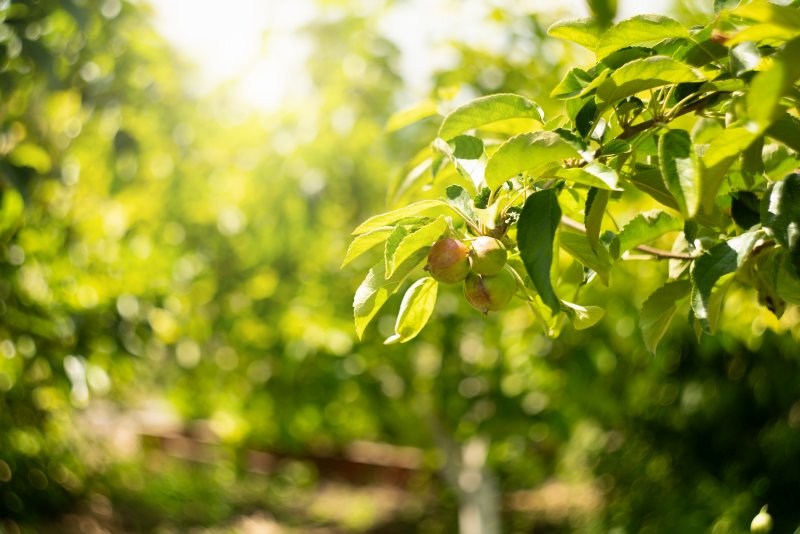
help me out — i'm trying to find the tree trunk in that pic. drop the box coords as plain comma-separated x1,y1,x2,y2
456,436,501,534
429,417,501,534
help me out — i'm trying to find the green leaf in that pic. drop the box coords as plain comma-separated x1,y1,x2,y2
659,129,701,217
445,184,476,221
741,136,765,188
744,246,786,317
629,168,680,210
431,137,486,191
386,146,433,206
386,217,448,278
699,78,746,93
596,56,705,103
384,226,410,277
733,1,800,28
731,191,761,230
473,186,491,209
556,162,621,190
551,68,593,99
746,37,800,131
601,46,655,69
616,210,683,254
728,24,800,45
690,231,762,333
544,115,568,130
561,300,605,330
728,2,800,45
0,187,25,237
352,199,450,235
384,277,439,344
507,257,563,332
595,15,691,59
777,251,800,305
601,139,632,156
764,144,800,179
431,143,446,178
518,189,561,313
341,226,395,268
700,127,759,213
554,128,594,161
484,131,579,191
566,96,590,122
676,31,729,68
715,0,740,14
640,280,691,353
438,93,544,141
575,98,598,137
559,230,612,285
619,91,652,115
761,172,800,272
386,100,439,132
629,170,723,229
9,143,52,174
587,0,617,28
579,70,612,100
354,249,428,339
547,17,604,50
743,245,800,316
585,188,610,253
766,113,800,152
551,68,610,99
730,42,761,76
449,135,484,159
473,202,502,233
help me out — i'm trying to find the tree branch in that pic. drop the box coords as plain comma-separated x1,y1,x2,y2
633,244,697,260
616,92,725,141
560,216,698,260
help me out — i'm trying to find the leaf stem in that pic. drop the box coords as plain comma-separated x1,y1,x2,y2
660,84,677,118
667,91,709,119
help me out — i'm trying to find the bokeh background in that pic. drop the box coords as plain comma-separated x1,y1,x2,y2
1,0,800,532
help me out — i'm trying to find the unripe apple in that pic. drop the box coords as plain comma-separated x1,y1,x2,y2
470,236,507,276
426,238,471,284
463,269,515,314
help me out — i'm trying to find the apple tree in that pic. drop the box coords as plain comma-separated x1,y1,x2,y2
347,1,800,352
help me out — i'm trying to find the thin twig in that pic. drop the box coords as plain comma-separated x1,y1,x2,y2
634,244,697,260
660,84,677,117
617,92,725,141
560,215,698,260
560,215,588,233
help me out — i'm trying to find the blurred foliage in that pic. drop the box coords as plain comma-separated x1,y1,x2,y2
0,0,799,533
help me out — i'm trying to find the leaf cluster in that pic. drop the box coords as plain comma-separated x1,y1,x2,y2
347,2,800,350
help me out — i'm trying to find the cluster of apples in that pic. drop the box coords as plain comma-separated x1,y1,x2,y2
424,236,515,314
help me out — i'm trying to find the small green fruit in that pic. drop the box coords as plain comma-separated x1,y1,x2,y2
470,236,507,276
463,269,515,314
751,506,773,533
426,238,471,284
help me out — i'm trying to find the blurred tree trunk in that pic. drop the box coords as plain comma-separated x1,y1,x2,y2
430,418,501,534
